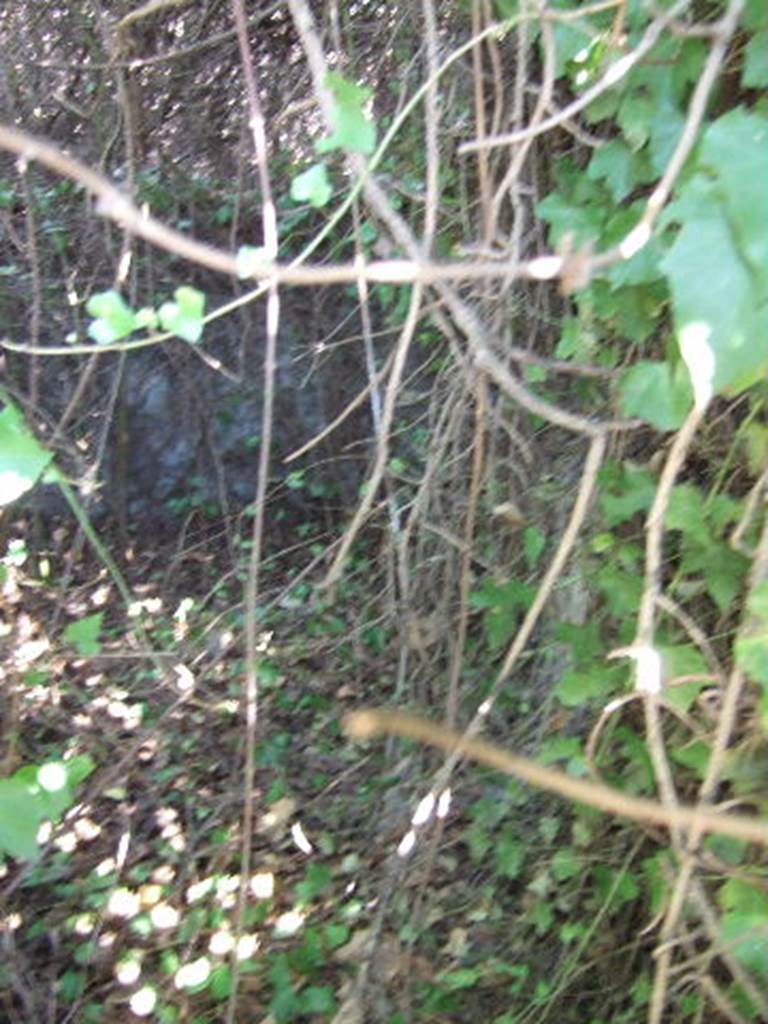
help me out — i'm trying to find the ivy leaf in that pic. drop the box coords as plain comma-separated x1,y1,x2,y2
86,290,138,344
736,580,768,687
236,245,270,279
698,110,768,294
618,92,654,151
317,73,376,156
470,578,534,650
290,162,333,208
742,30,768,87
587,140,636,202
721,911,768,973
556,669,615,707
0,777,45,860
158,286,206,343
660,112,768,397
537,190,605,246
618,360,692,431
63,612,104,657
0,401,54,506
667,484,708,545
661,191,768,395
600,465,656,526
648,96,685,174
299,986,336,1015
495,827,526,879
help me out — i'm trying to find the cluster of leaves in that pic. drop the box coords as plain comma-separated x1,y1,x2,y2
86,286,206,345
536,0,768,427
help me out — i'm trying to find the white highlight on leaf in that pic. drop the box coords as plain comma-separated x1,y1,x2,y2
250,871,275,899
129,986,157,1016
412,793,435,827
149,903,179,930
37,762,67,792
291,821,314,855
115,956,142,985
174,957,211,990
273,910,305,938
397,829,416,858
678,321,715,410
436,788,452,819
527,256,563,280
209,929,235,955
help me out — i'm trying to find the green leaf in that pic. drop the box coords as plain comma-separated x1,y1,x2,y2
599,465,656,526
323,923,349,950
618,92,654,151
158,286,206,344
495,827,525,879
530,900,554,935
0,401,54,506
523,526,546,570
86,290,138,344
236,245,270,279
440,968,482,990
699,111,768,293
667,485,708,545
316,73,376,155
661,113,768,396
591,864,639,906
551,848,581,881
63,612,104,656
299,986,336,1014
670,739,711,779
0,778,45,859
290,163,332,208
556,669,615,707
537,189,605,247
721,911,768,973
618,360,692,431
470,578,534,650
661,200,768,395
720,877,768,915
209,966,232,1000
743,29,768,87
587,140,637,203
648,96,685,175
295,863,332,903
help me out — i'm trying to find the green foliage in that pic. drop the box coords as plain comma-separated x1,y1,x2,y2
470,577,535,650
158,286,206,344
0,755,95,861
290,163,333,209
317,72,377,156
0,399,54,505
618,360,692,430
718,879,768,975
86,287,205,345
62,612,104,656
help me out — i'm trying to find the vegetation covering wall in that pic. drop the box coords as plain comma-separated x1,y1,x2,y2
1,1,767,1022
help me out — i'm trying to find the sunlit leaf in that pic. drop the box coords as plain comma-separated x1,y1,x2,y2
63,612,104,657
556,669,614,707
0,778,44,860
618,360,692,430
661,112,768,395
316,72,376,155
742,30,768,87
159,286,206,343
0,401,54,506
290,163,332,208
86,289,138,344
